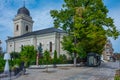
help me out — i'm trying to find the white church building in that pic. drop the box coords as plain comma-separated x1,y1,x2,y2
6,6,66,57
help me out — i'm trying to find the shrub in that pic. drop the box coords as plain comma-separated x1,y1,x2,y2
43,50,51,71
10,52,20,59
29,59,36,65
43,50,51,65
0,55,5,73
58,54,67,64
114,75,120,80
20,45,36,67
12,59,21,66
39,58,44,65
53,50,57,64
0,67,4,73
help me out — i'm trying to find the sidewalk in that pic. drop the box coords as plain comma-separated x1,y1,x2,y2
1,61,118,80
0,70,25,80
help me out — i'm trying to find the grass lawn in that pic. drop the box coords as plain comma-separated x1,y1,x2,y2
115,69,120,80
114,75,120,80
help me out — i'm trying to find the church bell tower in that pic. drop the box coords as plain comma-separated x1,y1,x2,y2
13,5,34,37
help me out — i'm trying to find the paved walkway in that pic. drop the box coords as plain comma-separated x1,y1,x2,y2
1,61,119,80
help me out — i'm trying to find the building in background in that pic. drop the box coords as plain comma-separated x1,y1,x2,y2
102,40,114,61
6,6,66,57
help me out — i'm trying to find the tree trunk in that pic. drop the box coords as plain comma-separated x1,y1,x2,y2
46,65,48,72
73,35,77,67
74,53,77,67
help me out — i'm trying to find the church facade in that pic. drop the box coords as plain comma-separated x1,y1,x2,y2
6,6,66,57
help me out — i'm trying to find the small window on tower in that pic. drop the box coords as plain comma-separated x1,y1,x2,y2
16,25,19,31
26,25,29,31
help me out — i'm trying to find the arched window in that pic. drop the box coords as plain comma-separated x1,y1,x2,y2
49,42,52,52
16,25,19,31
26,25,29,31
10,45,12,47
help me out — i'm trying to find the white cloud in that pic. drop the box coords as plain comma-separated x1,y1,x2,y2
0,0,61,51
30,3,62,31
31,9,54,31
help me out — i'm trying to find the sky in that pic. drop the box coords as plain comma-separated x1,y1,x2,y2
0,0,120,53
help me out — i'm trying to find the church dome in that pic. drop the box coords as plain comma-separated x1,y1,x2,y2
17,6,30,16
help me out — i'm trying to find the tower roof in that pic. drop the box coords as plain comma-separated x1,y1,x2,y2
17,6,30,16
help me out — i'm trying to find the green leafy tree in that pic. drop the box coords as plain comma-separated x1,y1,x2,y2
10,52,20,59
58,54,67,64
50,0,119,66
0,54,5,73
10,52,20,67
20,45,36,67
44,50,51,71
53,50,57,67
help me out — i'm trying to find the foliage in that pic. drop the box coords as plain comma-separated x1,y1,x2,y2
61,36,74,59
39,58,44,65
20,45,36,67
10,52,20,59
39,51,68,65
114,75,120,80
53,50,57,64
38,50,74,65
43,50,51,71
10,52,21,66
43,50,51,65
50,0,119,63
29,59,36,65
12,58,21,66
58,54,67,64
0,54,5,73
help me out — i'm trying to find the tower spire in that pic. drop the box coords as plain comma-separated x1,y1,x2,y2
23,0,25,7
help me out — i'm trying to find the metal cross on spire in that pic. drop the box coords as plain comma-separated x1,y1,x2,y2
23,0,25,7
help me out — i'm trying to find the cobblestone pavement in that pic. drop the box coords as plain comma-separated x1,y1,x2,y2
1,61,119,80
68,61,119,80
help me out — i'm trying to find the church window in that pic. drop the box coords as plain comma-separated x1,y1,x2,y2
10,45,12,47
26,25,29,31
49,42,52,52
16,25,19,31
0,47,2,51
21,45,24,50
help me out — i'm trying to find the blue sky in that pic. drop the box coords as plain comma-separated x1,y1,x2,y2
0,0,120,53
